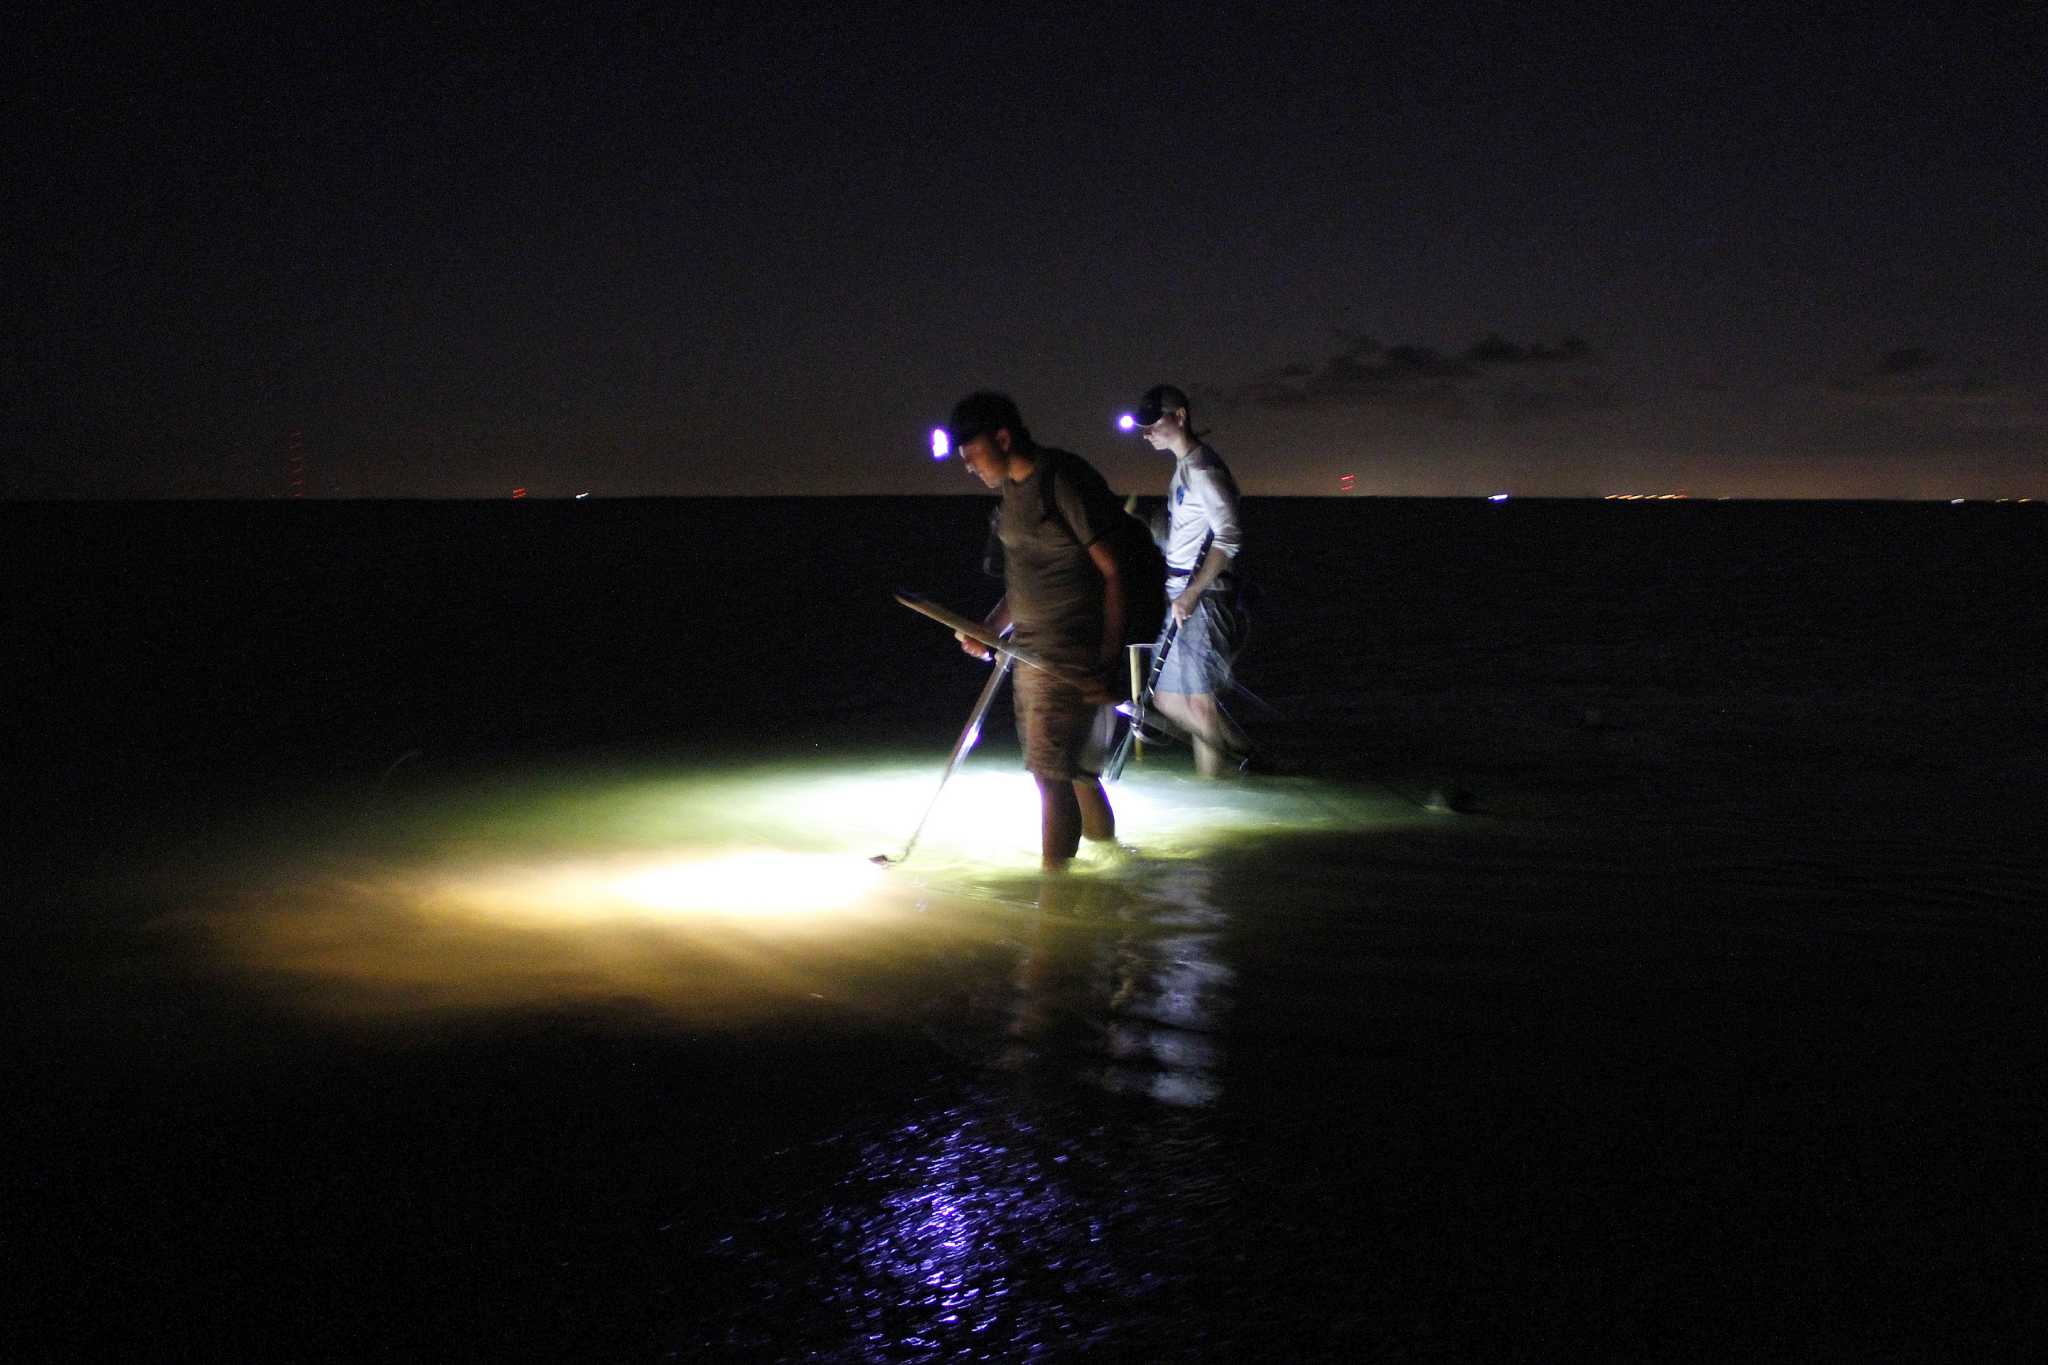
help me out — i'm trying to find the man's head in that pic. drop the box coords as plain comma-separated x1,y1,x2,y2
1122,383,1192,452
947,391,1032,488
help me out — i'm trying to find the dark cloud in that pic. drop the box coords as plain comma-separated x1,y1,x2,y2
1213,332,1611,422
1492,374,1621,422
1463,333,1591,366
1823,348,2046,435
1829,347,1985,403
1879,346,1938,375
1205,334,1473,417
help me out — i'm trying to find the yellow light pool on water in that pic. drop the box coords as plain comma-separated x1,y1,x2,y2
162,754,1420,1023
437,849,889,925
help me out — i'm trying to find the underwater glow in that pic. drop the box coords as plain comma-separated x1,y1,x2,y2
447,850,887,924
159,755,1420,1025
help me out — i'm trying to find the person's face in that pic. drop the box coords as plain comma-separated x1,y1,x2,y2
957,430,1008,488
1140,408,1185,450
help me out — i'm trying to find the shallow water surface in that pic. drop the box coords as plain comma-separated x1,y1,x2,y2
15,747,2039,1359
9,498,2043,1359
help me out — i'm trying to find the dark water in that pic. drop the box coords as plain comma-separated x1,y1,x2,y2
7,498,2045,1360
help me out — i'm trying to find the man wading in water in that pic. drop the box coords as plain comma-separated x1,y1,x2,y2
1124,384,1252,776
945,391,1163,869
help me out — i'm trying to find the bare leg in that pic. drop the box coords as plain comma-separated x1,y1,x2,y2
1154,691,1250,777
1035,775,1083,868
1073,777,1115,842
1182,692,1250,776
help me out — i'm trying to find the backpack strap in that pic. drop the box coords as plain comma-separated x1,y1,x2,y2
979,449,1081,577
1035,449,1080,543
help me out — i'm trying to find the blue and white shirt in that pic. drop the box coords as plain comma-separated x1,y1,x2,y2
1164,443,1243,578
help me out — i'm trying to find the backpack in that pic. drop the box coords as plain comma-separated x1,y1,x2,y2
980,450,1166,647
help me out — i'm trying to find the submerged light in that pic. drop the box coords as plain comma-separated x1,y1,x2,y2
931,427,952,461
170,756,1430,1024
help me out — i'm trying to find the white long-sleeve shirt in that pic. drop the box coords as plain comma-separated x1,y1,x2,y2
1164,443,1243,575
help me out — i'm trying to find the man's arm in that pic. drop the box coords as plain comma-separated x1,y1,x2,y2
1175,540,1235,619
1173,462,1241,621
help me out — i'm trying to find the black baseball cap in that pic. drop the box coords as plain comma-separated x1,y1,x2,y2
1128,383,1190,429
946,390,1026,447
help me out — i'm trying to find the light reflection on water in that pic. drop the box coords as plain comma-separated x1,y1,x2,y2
712,1086,1231,1362
162,755,1406,1030
156,756,1416,1359
700,869,1241,1360
998,867,1231,1108
832,1103,1127,1359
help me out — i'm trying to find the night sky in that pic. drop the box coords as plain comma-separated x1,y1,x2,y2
8,2,2043,499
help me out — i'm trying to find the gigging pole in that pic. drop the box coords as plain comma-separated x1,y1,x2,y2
873,648,1016,866
894,591,1098,691
1127,644,1146,763
1105,616,1180,783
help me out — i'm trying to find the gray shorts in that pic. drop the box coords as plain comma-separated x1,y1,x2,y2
1156,579,1246,696
1013,664,1115,782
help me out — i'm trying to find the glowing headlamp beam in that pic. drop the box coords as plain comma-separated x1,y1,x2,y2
930,428,952,460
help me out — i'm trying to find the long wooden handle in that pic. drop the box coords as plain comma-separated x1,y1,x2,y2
895,592,1096,691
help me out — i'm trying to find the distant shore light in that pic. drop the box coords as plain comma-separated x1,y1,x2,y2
1487,492,1510,502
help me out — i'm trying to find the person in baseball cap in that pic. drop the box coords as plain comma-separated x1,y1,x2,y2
929,389,1162,865
1118,384,1193,432
1117,382,1253,776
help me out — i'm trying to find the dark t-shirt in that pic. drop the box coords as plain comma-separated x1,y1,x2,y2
995,449,1130,671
